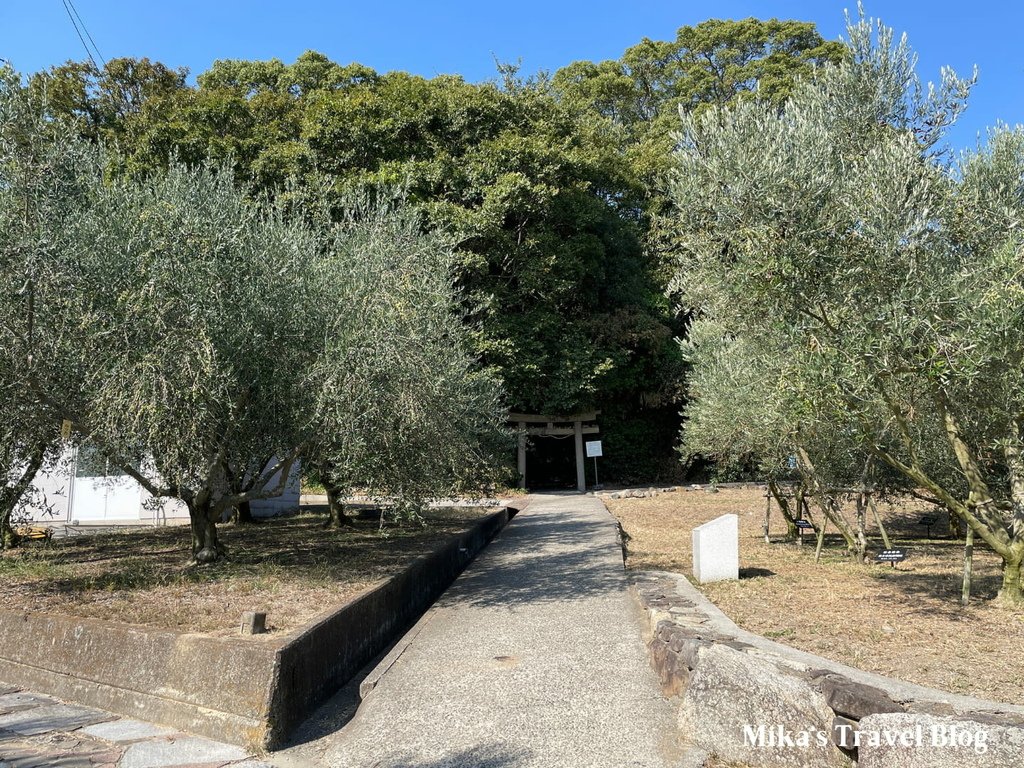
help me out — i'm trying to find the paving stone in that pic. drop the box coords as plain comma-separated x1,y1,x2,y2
116,737,249,768
80,720,177,744
0,693,57,712
0,731,120,767
0,741,41,766
21,756,102,768
0,710,40,731
0,703,115,736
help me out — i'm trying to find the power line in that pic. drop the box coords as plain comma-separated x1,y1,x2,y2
61,0,105,69
67,0,106,67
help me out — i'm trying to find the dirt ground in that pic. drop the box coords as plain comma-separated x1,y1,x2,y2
0,505,492,638
606,487,1024,705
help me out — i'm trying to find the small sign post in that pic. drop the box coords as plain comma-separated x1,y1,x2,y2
794,518,814,546
919,514,938,538
585,440,602,489
60,419,72,441
877,549,907,568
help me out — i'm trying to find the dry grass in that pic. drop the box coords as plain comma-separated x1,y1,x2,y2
0,505,492,639
607,487,1024,705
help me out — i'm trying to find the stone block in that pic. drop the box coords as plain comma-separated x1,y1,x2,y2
905,700,956,717
857,712,1024,767
679,644,850,767
832,715,859,750
817,675,905,720
80,718,178,743
691,514,739,583
0,703,113,735
117,736,249,768
649,639,686,697
239,611,266,635
0,691,56,711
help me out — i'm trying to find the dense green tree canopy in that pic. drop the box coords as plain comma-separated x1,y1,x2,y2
25,16,843,481
552,18,845,187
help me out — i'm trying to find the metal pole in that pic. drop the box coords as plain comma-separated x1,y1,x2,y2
66,444,78,524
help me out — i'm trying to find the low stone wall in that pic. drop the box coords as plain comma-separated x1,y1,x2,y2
601,481,763,501
0,505,517,750
631,571,1024,767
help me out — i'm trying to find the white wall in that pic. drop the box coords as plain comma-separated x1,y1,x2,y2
21,447,300,525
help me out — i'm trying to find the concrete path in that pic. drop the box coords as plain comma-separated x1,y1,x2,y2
309,493,679,768
0,686,271,768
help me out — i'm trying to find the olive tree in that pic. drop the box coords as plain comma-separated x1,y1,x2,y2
670,11,1024,604
3,70,509,561
0,67,91,545
305,198,510,525
19,158,316,561
681,320,904,559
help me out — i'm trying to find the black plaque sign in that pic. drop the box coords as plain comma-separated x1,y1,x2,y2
877,548,907,564
795,519,814,531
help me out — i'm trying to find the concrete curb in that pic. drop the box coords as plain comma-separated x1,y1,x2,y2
265,504,519,748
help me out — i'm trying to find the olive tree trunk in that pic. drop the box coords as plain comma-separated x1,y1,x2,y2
796,447,859,557
961,526,975,606
187,498,225,564
325,485,355,528
234,500,253,524
0,444,47,550
1001,552,1023,605
766,479,799,540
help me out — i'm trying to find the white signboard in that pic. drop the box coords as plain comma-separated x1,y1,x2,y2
585,440,603,458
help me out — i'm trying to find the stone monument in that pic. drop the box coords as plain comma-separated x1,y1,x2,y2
692,513,739,583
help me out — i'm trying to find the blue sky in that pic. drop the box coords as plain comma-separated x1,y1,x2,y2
1,1,1020,151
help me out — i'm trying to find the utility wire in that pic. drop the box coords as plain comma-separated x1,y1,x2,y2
61,0,105,69
67,0,106,67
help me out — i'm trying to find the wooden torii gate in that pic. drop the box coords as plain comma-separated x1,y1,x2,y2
509,411,600,492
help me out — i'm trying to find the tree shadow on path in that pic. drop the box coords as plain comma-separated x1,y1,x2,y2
435,504,631,609
366,742,534,768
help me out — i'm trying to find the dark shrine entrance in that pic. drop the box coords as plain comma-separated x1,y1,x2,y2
510,412,600,492
524,434,578,490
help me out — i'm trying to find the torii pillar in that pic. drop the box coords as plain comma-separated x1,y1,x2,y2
573,419,585,492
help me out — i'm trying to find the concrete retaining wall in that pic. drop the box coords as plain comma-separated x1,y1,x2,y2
632,571,1024,767
0,613,279,746
266,506,516,746
0,506,517,749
